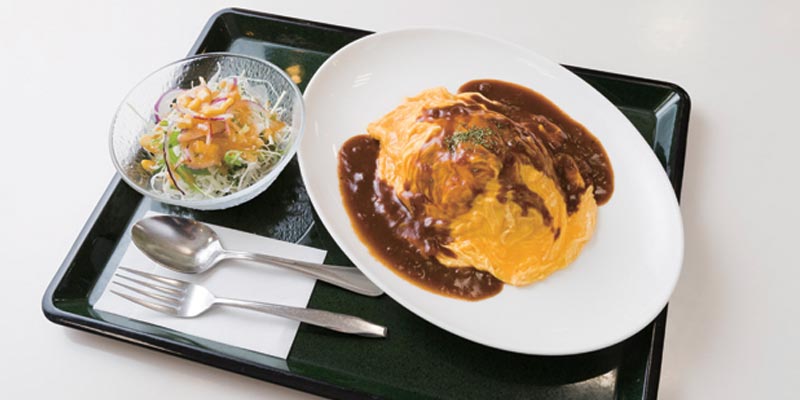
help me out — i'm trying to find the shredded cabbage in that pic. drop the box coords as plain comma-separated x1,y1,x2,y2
138,70,291,200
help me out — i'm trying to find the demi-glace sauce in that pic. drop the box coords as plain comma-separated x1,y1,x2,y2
339,136,504,300
460,80,614,209
338,80,613,300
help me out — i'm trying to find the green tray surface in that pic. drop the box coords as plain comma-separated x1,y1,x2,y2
43,8,690,400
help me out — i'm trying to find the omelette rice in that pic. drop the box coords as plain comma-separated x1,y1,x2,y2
339,80,613,299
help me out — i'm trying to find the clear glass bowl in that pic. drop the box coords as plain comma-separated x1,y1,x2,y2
109,53,304,210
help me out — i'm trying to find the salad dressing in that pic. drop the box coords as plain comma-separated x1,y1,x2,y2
138,76,290,198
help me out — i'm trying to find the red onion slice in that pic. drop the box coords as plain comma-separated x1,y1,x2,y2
237,100,270,133
153,88,184,123
242,99,267,113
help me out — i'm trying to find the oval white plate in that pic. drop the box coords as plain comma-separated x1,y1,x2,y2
298,28,683,355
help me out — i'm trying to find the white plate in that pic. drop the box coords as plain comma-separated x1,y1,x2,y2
298,28,683,355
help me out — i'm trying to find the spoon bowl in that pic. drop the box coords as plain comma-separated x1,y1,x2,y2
132,216,225,274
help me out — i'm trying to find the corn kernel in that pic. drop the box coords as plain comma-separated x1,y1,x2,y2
141,159,157,172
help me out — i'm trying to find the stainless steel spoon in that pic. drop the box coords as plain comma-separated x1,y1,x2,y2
131,216,384,297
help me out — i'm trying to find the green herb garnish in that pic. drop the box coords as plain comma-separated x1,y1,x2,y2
444,126,495,151
490,119,507,130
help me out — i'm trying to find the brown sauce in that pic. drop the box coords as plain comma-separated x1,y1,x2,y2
338,80,613,300
459,79,614,208
339,136,504,300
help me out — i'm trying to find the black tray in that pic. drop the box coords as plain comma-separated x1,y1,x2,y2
43,8,690,400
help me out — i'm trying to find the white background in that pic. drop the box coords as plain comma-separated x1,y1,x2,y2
0,1,797,399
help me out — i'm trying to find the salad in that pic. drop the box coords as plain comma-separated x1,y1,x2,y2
138,74,290,199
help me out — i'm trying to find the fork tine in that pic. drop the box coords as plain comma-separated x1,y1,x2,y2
114,273,184,297
110,289,179,315
112,281,181,306
118,266,190,289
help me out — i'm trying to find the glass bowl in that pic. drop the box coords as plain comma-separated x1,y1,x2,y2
109,53,304,210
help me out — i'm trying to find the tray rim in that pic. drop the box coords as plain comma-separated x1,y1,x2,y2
42,7,692,400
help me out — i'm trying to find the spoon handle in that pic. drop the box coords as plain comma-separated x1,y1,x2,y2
226,251,384,297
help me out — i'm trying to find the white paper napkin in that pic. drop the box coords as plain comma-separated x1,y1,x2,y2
93,212,325,359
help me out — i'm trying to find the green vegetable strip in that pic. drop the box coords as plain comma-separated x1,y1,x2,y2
163,130,184,195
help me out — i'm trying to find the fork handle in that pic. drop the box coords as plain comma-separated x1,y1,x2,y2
224,251,384,297
215,298,387,338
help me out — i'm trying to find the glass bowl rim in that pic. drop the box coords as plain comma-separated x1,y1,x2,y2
108,52,305,210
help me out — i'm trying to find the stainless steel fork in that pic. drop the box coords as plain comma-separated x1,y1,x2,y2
110,267,387,338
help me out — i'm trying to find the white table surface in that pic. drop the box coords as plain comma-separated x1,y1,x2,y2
1,0,797,399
